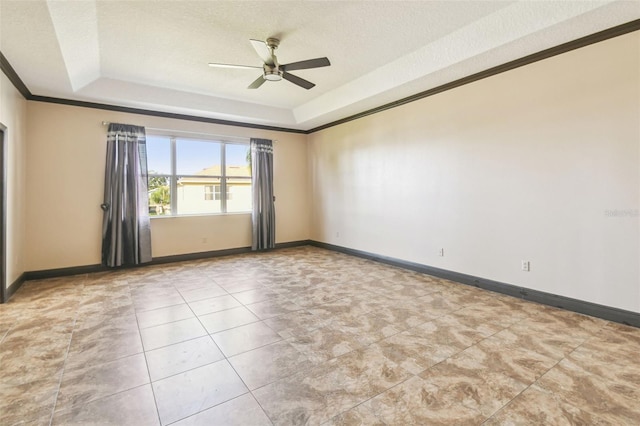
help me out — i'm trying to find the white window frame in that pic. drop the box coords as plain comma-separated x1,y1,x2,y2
146,130,251,216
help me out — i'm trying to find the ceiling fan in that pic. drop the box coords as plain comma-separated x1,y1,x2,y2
208,38,330,90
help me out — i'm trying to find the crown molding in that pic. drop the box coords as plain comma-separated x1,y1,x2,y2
308,18,640,133
0,51,32,99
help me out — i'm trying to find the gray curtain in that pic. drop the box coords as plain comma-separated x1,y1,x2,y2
251,138,275,250
101,123,152,267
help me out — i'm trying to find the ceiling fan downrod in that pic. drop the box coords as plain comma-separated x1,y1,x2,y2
264,38,282,81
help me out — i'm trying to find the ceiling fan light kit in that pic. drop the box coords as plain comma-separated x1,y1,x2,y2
208,37,331,90
263,66,283,82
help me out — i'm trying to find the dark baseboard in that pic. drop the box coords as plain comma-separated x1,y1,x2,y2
274,240,312,249
309,241,640,328
149,240,310,264
149,246,253,265
20,239,312,283
25,264,107,281
4,272,26,302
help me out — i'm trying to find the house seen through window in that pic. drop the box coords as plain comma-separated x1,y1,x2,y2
146,134,251,216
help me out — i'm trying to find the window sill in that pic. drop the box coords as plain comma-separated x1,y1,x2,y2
149,211,251,219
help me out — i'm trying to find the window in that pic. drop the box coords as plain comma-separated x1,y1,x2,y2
204,185,214,201
146,134,252,216
212,185,232,201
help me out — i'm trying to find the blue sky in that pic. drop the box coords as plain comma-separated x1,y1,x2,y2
146,135,250,175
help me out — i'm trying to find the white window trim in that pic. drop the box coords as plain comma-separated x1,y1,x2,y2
146,132,251,217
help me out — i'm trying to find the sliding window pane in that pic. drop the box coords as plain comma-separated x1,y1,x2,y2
176,139,221,176
146,135,171,175
177,177,221,215
225,143,251,176
148,176,172,216
226,178,252,212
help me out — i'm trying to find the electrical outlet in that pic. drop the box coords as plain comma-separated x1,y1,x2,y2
202,238,207,244
521,260,530,272
438,248,444,257
336,231,340,238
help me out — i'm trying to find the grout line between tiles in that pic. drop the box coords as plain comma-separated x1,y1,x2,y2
178,285,275,425
133,289,164,426
47,286,83,426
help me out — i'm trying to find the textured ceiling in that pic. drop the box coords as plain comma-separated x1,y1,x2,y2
1,1,639,130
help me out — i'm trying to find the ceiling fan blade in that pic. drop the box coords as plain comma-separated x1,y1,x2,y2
249,39,275,66
248,75,266,89
282,72,315,90
282,57,330,72
208,63,261,70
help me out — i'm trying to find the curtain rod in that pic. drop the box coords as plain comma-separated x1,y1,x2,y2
100,121,258,143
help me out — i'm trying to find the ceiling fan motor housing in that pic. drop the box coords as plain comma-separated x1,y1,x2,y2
266,38,280,49
263,64,283,81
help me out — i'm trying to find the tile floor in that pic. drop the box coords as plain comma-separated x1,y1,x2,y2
1,246,639,425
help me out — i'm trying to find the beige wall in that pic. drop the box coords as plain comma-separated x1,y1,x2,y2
0,73,27,289
308,32,640,313
25,103,309,270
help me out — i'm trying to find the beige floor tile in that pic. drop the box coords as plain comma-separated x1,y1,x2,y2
419,355,529,417
514,307,604,343
198,305,260,334
136,303,194,329
246,298,303,320
365,375,486,425
374,326,461,375
324,404,386,426
288,324,366,363
173,278,217,292
535,358,640,424
0,343,68,386
65,328,143,369
152,360,248,425
490,324,584,360
52,384,159,425
145,336,224,381
140,317,207,350
252,369,335,425
229,340,315,389
566,342,640,389
232,288,280,304
371,302,436,330
329,311,401,345
133,293,185,312
215,277,264,293
254,344,411,425
188,294,241,316
212,321,282,356
263,309,330,339
179,285,228,303
456,337,558,384
55,353,150,412
171,393,271,426
0,376,60,425
584,322,640,357
485,385,613,425
307,296,377,319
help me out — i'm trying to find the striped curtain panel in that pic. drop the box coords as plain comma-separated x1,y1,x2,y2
251,138,275,250
101,123,152,267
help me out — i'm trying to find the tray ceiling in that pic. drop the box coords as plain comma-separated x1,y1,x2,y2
1,1,638,130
